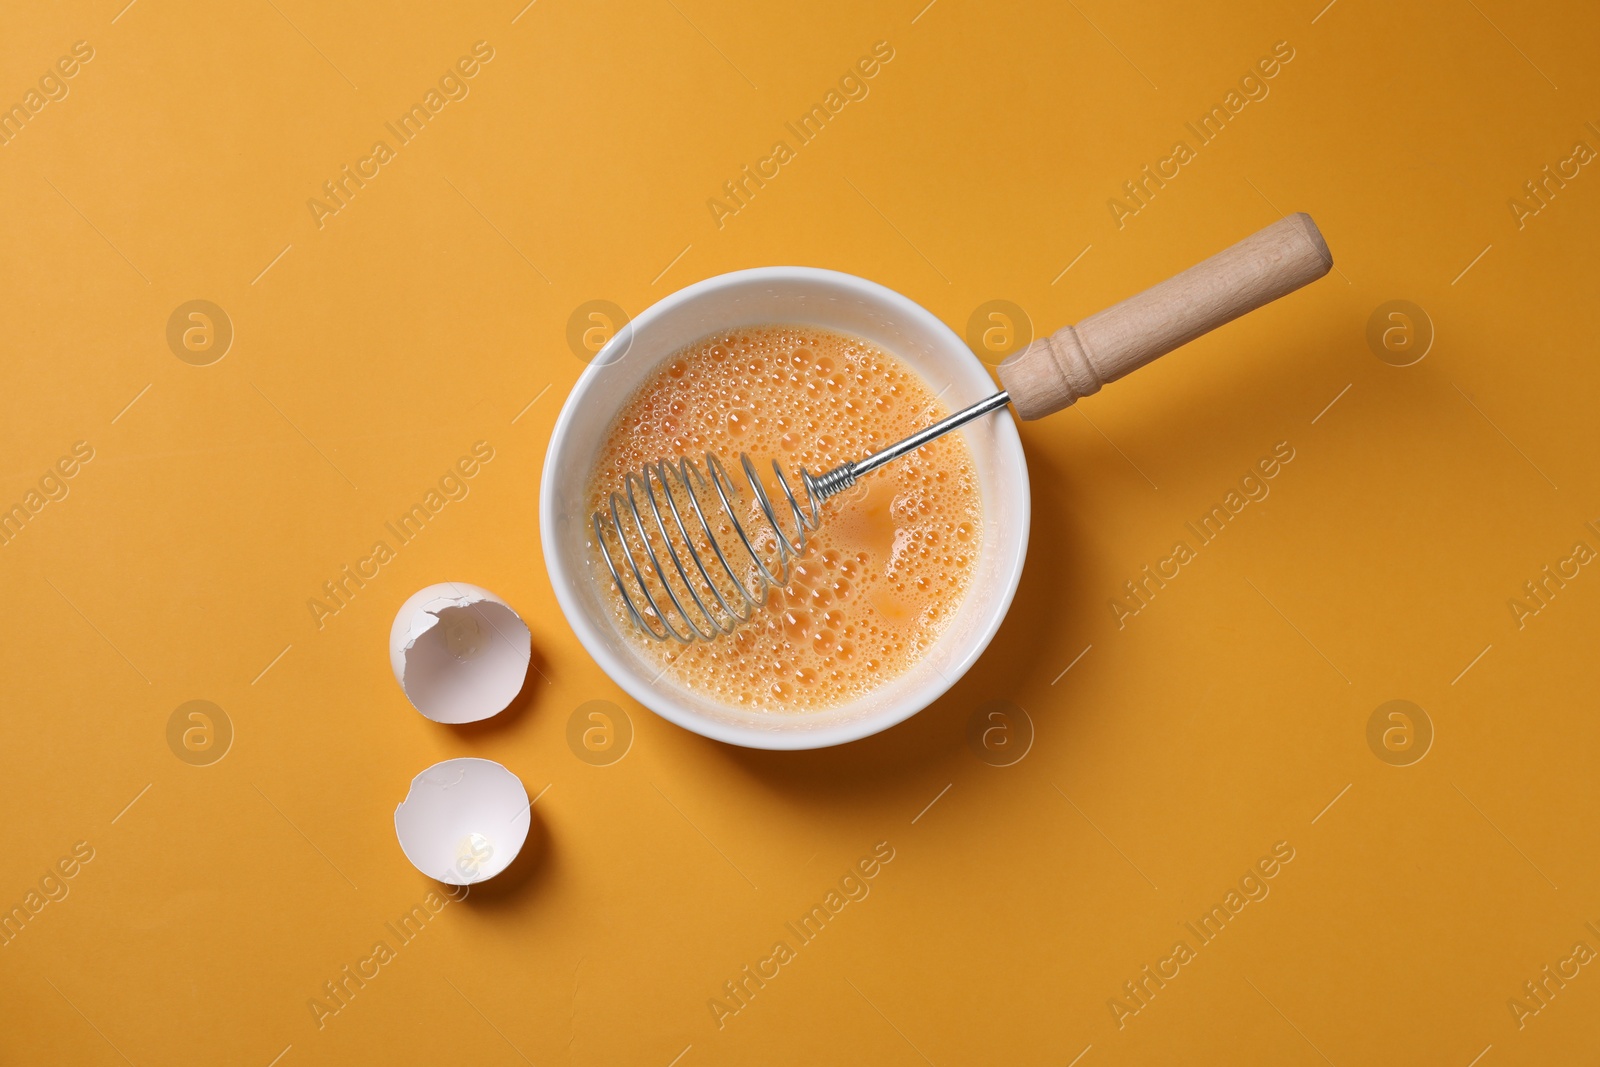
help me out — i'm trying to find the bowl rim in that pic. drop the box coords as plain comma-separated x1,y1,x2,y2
539,265,1031,750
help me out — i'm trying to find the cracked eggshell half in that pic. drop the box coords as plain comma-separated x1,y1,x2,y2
394,757,530,884
389,582,531,723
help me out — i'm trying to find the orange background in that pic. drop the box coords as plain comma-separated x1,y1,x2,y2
3,1,1598,1063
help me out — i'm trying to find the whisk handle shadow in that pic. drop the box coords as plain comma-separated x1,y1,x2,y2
998,213,1333,421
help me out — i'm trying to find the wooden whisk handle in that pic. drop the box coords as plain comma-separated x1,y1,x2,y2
998,213,1332,420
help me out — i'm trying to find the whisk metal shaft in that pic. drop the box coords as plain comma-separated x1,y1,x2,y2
593,390,1011,644
829,389,1012,488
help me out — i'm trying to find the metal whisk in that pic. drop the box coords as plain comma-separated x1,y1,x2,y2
593,391,1013,643
592,213,1333,645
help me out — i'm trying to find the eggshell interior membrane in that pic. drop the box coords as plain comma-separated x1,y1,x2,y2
389,583,531,723
393,757,530,884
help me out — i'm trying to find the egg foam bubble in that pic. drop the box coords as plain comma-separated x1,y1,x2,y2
585,325,983,713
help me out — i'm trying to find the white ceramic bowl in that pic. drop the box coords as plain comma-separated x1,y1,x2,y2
540,268,1029,749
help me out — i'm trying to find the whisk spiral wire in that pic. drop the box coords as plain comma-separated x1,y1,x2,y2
593,452,834,644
